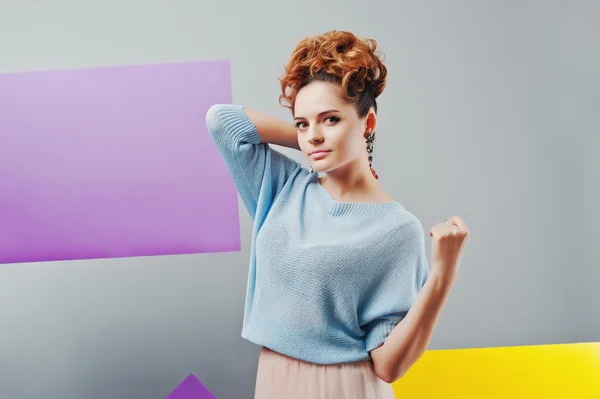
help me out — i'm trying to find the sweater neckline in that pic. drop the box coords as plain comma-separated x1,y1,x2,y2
310,173,403,217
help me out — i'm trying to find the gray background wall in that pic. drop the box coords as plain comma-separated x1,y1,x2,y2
0,1,597,398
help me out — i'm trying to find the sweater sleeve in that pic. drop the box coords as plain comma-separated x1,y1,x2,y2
361,216,430,353
205,104,301,219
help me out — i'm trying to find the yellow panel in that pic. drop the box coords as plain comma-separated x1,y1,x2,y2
392,342,600,398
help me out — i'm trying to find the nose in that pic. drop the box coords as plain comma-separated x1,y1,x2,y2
306,125,324,145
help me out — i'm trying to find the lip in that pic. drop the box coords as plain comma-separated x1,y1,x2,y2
309,150,331,159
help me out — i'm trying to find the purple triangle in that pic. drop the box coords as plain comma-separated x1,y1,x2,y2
166,373,217,399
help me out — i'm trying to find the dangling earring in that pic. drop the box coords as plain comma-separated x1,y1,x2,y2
365,131,378,179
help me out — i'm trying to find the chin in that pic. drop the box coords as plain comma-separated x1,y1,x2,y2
310,161,328,172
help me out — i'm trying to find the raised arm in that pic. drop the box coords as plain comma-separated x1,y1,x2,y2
358,216,431,383
369,216,468,384
369,270,451,383
242,108,300,150
205,104,302,219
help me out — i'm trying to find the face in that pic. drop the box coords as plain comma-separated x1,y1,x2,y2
293,81,376,174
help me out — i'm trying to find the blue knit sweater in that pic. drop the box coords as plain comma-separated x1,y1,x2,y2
205,104,430,365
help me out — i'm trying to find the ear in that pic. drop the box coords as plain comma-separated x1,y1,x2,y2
364,110,377,137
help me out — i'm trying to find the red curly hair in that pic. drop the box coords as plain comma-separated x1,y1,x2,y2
279,30,388,118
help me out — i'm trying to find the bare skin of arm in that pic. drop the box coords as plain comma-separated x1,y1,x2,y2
369,270,453,383
243,109,300,150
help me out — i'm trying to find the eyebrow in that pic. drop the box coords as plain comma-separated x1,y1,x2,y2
293,109,340,121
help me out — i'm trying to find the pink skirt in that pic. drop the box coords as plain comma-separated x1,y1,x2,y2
254,347,396,399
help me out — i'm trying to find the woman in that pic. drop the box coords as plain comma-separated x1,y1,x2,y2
206,30,469,398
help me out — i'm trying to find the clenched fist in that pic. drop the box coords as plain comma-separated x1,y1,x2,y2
429,216,469,284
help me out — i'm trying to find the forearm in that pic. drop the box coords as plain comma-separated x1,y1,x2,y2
243,108,300,150
371,267,455,383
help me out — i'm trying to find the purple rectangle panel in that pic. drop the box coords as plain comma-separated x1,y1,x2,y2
0,60,240,264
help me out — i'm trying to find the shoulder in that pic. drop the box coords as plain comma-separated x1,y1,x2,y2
385,204,425,232
384,206,426,247
361,206,429,289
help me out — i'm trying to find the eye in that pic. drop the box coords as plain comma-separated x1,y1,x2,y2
296,121,308,129
324,116,340,125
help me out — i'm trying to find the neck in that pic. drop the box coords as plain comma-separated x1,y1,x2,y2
320,161,377,200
